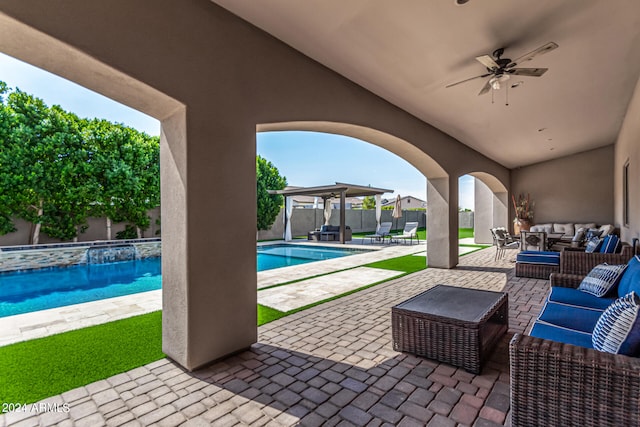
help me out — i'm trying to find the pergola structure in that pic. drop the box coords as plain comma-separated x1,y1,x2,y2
269,182,393,244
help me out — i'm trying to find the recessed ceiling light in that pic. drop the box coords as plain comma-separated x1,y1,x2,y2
455,0,470,4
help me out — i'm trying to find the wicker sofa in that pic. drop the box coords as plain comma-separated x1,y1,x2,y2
529,222,615,250
510,246,638,426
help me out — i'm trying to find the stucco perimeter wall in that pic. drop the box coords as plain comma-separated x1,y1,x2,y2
0,241,162,273
259,209,471,240
0,208,161,247
614,74,640,244
258,209,427,240
0,1,508,369
511,145,614,228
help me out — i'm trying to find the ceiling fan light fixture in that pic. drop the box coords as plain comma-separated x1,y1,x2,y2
489,74,510,90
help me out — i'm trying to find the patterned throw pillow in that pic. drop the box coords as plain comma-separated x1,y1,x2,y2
585,228,603,240
592,292,640,355
579,263,627,297
585,237,603,253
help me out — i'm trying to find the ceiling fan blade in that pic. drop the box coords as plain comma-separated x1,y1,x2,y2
478,79,492,96
445,73,491,88
508,42,558,67
475,55,499,70
510,67,548,77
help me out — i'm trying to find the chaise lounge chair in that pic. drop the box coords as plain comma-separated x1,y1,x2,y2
365,222,392,244
390,222,420,245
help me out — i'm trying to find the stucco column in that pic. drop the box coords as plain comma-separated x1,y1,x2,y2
474,179,508,244
427,177,458,268
161,110,257,370
493,191,508,234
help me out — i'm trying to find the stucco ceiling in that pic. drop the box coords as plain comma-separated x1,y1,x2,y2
212,0,640,169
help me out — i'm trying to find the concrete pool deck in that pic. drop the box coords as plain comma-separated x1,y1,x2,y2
0,240,485,346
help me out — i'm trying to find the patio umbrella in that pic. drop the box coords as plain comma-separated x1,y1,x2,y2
375,194,382,228
323,197,332,225
284,196,293,241
392,194,402,232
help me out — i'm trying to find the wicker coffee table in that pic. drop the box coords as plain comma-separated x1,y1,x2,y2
392,285,508,374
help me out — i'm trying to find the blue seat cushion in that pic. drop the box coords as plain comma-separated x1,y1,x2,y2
578,263,627,297
592,292,640,355
530,321,594,349
618,256,640,297
516,251,560,265
599,235,621,253
548,286,616,311
537,301,603,333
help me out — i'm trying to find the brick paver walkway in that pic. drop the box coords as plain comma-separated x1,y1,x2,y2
1,247,549,426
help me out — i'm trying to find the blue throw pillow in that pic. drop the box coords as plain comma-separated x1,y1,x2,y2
578,263,627,297
592,292,640,355
599,235,620,253
585,237,603,253
618,256,640,297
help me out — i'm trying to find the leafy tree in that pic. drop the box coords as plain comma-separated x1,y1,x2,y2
362,195,376,210
82,119,160,239
2,90,86,243
0,82,17,235
256,155,286,231
0,82,160,243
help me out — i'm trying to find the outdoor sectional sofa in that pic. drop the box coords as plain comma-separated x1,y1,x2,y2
510,248,640,426
514,237,632,280
307,225,352,241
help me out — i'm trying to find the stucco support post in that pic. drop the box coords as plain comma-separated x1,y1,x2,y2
340,190,346,243
427,176,458,268
493,191,508,234
161,110,257,371
474,179,508,244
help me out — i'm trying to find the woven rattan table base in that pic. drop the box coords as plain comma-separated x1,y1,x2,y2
392,285,508,374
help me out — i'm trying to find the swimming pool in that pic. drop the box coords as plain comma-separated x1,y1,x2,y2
257,244,371,271
0,244,371,317
0,258,162,318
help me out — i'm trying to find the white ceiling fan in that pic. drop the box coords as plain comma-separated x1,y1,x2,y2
446,42,559,96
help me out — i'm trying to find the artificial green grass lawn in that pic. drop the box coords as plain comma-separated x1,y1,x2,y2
0,306,287,404
352,227,473,241
0,311,164,405
365,254,428,274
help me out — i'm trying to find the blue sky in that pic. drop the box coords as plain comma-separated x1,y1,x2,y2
0,52,474,208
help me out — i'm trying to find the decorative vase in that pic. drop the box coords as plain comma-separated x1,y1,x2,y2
514,219,531,235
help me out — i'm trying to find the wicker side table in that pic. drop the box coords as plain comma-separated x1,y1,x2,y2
392,285,508,374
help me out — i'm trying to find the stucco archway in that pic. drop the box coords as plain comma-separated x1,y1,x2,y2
259,122,460,268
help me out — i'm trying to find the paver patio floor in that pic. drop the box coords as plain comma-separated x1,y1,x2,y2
1,246,547,426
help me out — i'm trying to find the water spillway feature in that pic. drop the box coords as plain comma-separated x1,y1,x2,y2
87,244,139,264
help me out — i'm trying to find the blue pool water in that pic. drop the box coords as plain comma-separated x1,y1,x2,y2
257,244,370,271
0,244,370,317
0,258,162,318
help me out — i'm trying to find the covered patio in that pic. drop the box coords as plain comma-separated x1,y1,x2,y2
0,1,639,425
269,183,393,244
2,247,542,426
